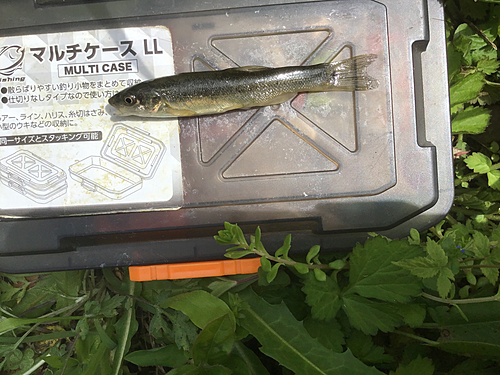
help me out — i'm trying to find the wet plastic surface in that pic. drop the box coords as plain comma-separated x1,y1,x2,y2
0,0,453,273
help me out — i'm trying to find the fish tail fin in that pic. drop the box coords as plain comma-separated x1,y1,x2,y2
326,54,378,91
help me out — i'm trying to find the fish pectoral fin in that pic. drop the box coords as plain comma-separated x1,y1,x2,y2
233,65,269,72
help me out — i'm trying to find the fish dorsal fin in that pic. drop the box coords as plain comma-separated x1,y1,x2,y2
233,65,269,72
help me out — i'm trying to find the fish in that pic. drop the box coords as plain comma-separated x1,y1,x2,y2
108,54,378,118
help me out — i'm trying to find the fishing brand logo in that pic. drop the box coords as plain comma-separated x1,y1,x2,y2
0,45,25,77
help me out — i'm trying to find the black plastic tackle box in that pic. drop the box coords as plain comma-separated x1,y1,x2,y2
0,0,453,278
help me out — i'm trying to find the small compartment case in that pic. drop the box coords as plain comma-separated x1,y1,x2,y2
0,150,67,204
69,124,166,200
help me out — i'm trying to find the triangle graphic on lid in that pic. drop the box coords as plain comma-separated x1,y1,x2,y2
223,119,337,178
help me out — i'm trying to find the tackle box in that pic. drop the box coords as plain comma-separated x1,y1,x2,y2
0,0,453,278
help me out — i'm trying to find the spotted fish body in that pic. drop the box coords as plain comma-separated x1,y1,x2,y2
108,54,378,118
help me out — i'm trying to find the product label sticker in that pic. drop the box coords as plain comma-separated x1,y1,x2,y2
0,27,182,216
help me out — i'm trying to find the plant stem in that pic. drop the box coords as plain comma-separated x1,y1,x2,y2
393,330,439,345
421,291,500,304
252,250,331,270
460,264,500,269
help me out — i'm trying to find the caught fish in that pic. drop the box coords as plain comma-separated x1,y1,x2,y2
108,54,378,118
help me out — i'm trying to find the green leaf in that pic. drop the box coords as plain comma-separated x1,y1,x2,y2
347,330,393,364
437,267,455,298
192,314,235,365
342,295,403,335
238,288,384,375
0,316,82,334
477,58,500,74
224,250,254,259
112,294,139,374
125,345,187,367
167,309,200,351
223,342,271,375
302,273,342,321
167,363,233,375
165,290,235,329
452,106,491,134
306,245,321,264
266,263,282,283
345,237,423,303
100,294,127,318
313,268,327,282
393,257,440,278
260,257,272,273
409,228,420,245
425,240,448,266
294,263,310,274
392,356,434,375
480,259,499,284
487,170,500,190
328,260,346,270
434,302,500,359
94,318,117,350
397,304,426,327
303,316,345,353
449,72,485,106
275,235,292,259
464,152,492,173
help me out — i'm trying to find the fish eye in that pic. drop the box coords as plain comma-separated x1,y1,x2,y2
124,95,137,106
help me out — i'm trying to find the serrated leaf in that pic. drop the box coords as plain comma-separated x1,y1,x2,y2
125,345,187,367
464,152,492,173
487,170,500,190
426,240,448,266
393,257,440,278
165,290,235,330
449,72,485,106
470,231,491,257
452,106,491,134
347,330,393,364
342,295,403,335
397,304,426,327
303,316,345,353
392,356,434,375
437,268,455,298
345,237,423,303
302,273,342,321
306,245,321,264
477,58,500,74
238,288,384,375
480,259,499,284
342,295,402,335
100,294,127,318
192,314,235,365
